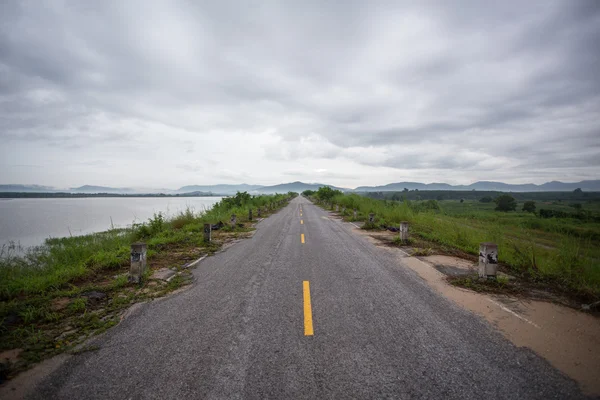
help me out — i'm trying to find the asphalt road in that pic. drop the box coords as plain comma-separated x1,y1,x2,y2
31,196,586,399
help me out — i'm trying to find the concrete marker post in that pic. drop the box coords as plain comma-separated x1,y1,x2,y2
479,242,498,279
230,214,237,229
257,208,262,218
369,213,375,224
335,204,339,212
249,208,253,221
353,209,358,219
203,223,211,242
399,221,409,242
129,242,147,284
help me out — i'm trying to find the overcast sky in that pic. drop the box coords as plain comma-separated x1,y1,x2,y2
1,0,599,189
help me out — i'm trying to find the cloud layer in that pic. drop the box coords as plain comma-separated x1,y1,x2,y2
1,0,599,188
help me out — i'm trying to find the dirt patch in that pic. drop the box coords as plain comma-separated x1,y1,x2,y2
0,349,22,363
422,255,476,276
50,297,70,311
349,223,600,396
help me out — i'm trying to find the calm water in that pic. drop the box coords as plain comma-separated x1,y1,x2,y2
0,197,222,249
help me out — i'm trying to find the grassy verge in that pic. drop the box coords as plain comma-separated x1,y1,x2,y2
0,192,297,381
310,193,600,302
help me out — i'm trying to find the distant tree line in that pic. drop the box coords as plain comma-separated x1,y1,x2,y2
365,189,600,202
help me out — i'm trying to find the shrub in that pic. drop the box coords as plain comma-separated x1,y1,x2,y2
522,201,536,213
494,195,517,212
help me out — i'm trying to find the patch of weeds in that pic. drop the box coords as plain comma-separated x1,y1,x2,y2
166,274,187,291
43,311,62,323
392,237,413,246
412,247,433,256
68,298,87,313
361,222,379,230
111,274,129,289
18,306,47,324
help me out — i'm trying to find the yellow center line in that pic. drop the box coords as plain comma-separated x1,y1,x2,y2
301,233,305,244
301,219,304,224
303,281,314,336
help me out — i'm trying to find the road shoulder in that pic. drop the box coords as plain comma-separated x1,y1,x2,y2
344,219,600,397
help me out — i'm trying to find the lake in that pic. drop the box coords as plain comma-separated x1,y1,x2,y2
0,197,222,249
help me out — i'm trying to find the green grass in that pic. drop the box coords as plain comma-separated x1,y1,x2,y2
0,192,295,299
322,194,600,299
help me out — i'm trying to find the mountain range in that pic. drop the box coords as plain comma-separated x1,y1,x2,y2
0,180,598,194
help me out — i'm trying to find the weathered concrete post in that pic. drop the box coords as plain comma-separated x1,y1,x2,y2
203,223,211,242
353,209,358,219
257,208,262,218
129,243,147,284
335,204,339,212
249,208,253,221
399,221,409,242
369,213,375,223
479,243,498,279
342,207,346,214
230,214,237,229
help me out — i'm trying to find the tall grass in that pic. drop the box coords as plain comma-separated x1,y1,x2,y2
0,192,296,300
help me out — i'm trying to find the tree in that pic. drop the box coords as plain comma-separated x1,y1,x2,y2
494,194,517,212
522,201,536,213
315,186,342,202
460,198,464,203
573,188,583,194
479,196,493,203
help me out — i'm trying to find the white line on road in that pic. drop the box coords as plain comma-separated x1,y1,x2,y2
487,299,541,329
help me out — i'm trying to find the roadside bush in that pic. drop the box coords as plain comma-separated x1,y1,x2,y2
148,213,165,235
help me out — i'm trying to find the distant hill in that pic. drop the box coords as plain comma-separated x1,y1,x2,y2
70,185,136,194
2,180,598,195
354,180,600,192
256,181,348,194
176,184,263,195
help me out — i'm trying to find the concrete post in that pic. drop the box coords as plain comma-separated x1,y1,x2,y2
249,208,253,221
369,213,375,223
399,221,409,242
353,209,358,218
342,207,346,214
257,208,262,218
129,243,147,284
479,243,498,279
335,204,339,212
230,214,237,229
203,223,211,242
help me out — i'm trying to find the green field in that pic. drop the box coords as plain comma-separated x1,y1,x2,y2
312,190,600,300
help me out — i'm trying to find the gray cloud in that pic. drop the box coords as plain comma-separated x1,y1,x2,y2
0,0,599,188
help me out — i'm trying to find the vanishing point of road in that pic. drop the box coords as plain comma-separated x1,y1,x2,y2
32,196,585,399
